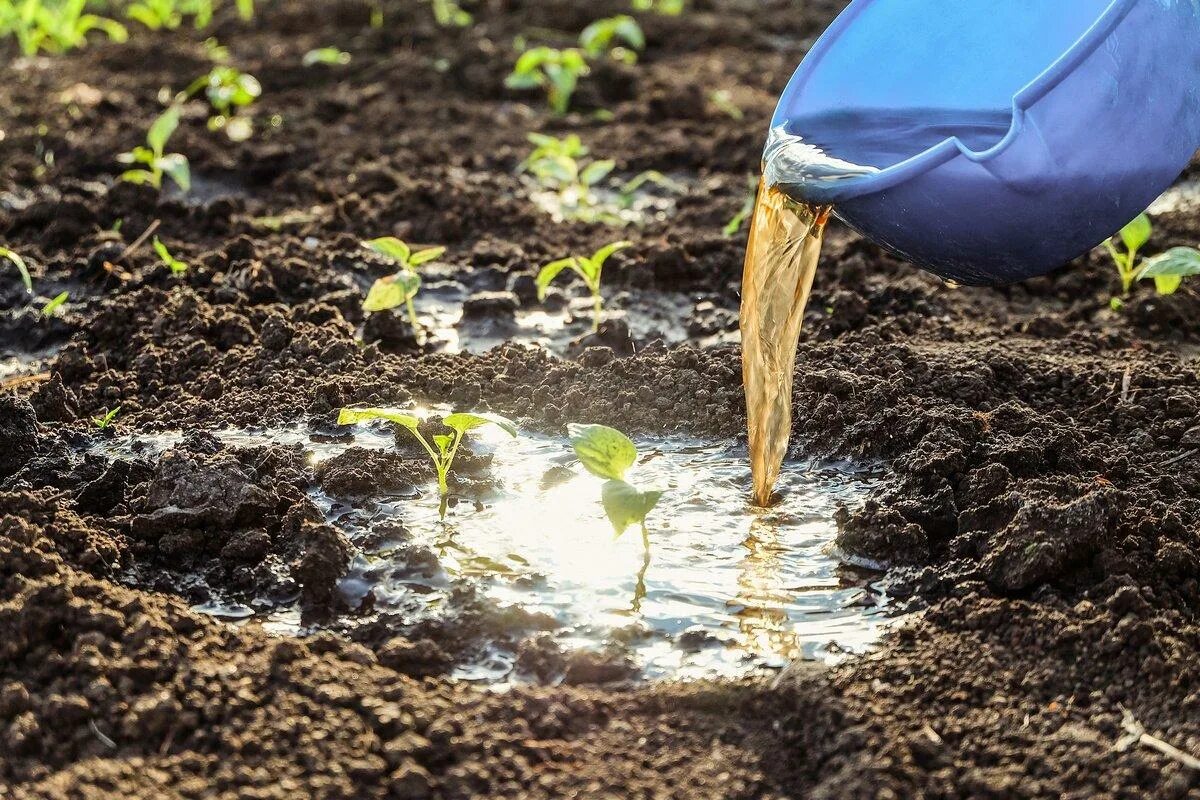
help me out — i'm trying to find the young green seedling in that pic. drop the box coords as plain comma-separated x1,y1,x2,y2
1101,212,1200,304
505,46,590,116
153,237,188,275
0,0,127,56
1103,213,1152,298
117,105,191,193
302,47,351,67
520,133,619,222
1137,247,1200,295
631,0,684,14
579,15,644,64
429,0,470,27
537,241,631,331
126,0,184,30
337,407,517,518
617,170,682,210
92,406,120,429
1,247,33,293
183,65,261,141
360,237,446,328
568,423,664,552
41,290,67,318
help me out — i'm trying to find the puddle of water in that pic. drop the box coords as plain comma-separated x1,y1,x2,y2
95,421,895,682
524,173,684,227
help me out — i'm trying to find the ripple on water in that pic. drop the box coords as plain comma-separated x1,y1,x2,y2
96,421,898,682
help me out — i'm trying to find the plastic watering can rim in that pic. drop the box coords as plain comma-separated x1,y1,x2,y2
770,0,1139,201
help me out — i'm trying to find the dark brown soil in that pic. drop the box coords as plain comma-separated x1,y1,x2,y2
3,1,1200,797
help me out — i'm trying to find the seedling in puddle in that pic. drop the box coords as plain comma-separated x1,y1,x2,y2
117,105,191,193
360,237,446,328
1,247,33,293
302,47,350,67
428,0,470,27
153,237,188,275
0,0,127,56
505,47,590,116
92,406,120,429
568,423,664,552
182,65,261,141
1101,213,1200,301
520,133,618,222
337,407,517,518
537,240,632,331
617,170,683,210
580,15,644,64
41,291,68,318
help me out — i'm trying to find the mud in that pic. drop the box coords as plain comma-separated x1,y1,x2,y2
3,0,1200,796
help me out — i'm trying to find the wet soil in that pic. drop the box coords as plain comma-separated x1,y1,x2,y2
3,0,1200,796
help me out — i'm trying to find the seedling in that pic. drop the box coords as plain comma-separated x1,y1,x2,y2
428,0,470,27
1101,212,1200,300
1104,213,1152,297
126,0,185,30
520,133,617,222
0,0,127,56
302,47,350,66
579,15,644,64
40,290,67,318
361,237,446,327
92,406,120,429
568,423,664,552
617,170,682,210
537,241,631,331
1,247,32,293
631,0,683,14
708,89,743,120
153,237,188,275
337,407,517,517
183,65,261,141
724,175,758,237
117,105,191,193
505,46,590,116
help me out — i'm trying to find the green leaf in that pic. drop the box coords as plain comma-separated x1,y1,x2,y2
363,272,421,312
364,237,411,265
600,479,663,537
337,406,420,430
443,412,519,438
535,258,579,300
504,72,543,89
41,291,68,318
1154,275,1184,295
578,159,614,187
408,246,446,266
1118,213,1152,253
120,169,156,186
433,433,454,456
303,47,350,66
147,105,180,154
158,153,191,192
1138,247,1200,281
590,240,632,268
568,423,637,481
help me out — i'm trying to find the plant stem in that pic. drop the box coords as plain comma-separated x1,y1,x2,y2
591,292,602,332
405,296,419,329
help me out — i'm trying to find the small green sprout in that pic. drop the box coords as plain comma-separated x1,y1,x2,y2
617,170,682,210
302,47,351,67
724,174,758,237
568,423,664,551
0,0,127,56
708,89,743,120
505,46,590,116
92,406,120,429
117,105,190,192
1104,213,1152,297
520,133,618,222
1138,247,1200,294
153,237,188,275
429,0,470,27
537,241,631,331
41,291,67,318
183,65,261,141
126,0,184,30
1,247,33,293
338,407,517,517
1101,212,1200,299
361,237,446,327
631,0,683,14
579,15,644,64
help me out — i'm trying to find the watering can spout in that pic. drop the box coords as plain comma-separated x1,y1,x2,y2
766,0,1200,285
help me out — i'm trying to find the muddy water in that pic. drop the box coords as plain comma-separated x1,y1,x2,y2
95,422,894,682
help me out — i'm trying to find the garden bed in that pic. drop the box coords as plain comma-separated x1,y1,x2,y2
3,1,1200,797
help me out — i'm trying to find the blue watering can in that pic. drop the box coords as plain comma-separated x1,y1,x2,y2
766,0,1200,285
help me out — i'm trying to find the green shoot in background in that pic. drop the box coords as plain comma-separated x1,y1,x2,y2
1101,212,1200,303
41,290,67,318
428,0,470,27
505,46,589,116
153,237,188,275
360,237,446,328
631,0,683,14
302,47,350,66
1,247,33,293
568,423,664,552
117,105,190,192
537,241,631,331
724,175,758,237
183,65,261,141
579,15,644,64
520,133,613,222
0,0,127,56
338,407,517,518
